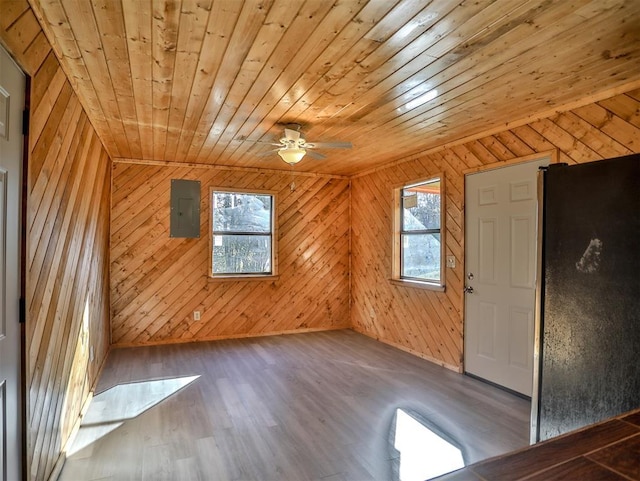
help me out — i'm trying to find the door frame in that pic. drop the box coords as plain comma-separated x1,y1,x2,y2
530,164,545,443
461,150,558,389
19,76,29,480
0,44,29,481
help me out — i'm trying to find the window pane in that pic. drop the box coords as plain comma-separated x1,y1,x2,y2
213,192,272,233
212,235,272,274
402,180,440,231
402,233,441,281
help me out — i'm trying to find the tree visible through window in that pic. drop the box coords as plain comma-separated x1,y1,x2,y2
394,178,444,286
211,191,275,276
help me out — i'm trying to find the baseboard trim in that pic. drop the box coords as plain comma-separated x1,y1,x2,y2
350,326,462,373
110,325,351,349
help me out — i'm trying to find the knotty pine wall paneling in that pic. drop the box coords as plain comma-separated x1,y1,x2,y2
1,2,112,480
351,88,640,372
110,163,350,347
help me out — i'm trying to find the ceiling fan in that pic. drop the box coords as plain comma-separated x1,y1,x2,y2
250,124,352,165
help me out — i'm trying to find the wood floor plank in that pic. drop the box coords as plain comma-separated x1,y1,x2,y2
59,330,530,481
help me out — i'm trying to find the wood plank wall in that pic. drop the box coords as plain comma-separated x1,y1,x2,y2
110,163,350,347
0,2,112,480
351,88,640,372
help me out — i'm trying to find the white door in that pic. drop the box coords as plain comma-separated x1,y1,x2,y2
464,157,548,396
0,45,25,481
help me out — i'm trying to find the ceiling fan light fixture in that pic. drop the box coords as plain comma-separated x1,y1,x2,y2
278,147,306,165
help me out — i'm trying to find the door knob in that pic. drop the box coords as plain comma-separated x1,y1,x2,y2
464,286,474,294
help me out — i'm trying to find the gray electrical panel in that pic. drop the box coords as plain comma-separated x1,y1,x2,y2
170,179,200,238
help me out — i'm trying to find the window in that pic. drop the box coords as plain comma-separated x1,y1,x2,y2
392,177,444,289
210,189,277,277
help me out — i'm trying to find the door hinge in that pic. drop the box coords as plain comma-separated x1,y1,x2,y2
19,297,25,324
22,109,29,136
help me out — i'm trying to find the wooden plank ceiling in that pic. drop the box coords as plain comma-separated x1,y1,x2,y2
29,0,640,176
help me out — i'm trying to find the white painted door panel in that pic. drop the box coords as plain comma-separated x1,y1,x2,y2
464,158,548,396
0,45,25,481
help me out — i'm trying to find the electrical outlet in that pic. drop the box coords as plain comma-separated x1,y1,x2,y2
193,311,201,321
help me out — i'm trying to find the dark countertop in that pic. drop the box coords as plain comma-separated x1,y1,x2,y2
438,408,640,480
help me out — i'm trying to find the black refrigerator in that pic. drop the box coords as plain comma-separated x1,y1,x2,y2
532,153,640,442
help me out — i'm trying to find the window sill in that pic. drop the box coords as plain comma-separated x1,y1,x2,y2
209,274,280,282
389,278,445,292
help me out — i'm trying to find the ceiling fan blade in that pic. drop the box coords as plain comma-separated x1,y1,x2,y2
305,141,352,149
237,137,282,147
236,135,279,144
305,150,326,160
284,128,301,141
256,148,282,157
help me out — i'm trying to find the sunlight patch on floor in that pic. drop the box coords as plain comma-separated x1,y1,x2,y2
394,408,465,481
67,375,200,456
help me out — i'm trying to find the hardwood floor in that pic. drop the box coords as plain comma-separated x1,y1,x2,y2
59,330,530,481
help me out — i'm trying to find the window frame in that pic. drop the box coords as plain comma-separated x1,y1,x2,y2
391,176,446,291
209,187,278,280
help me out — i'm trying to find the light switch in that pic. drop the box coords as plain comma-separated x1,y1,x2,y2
446,256,456,268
